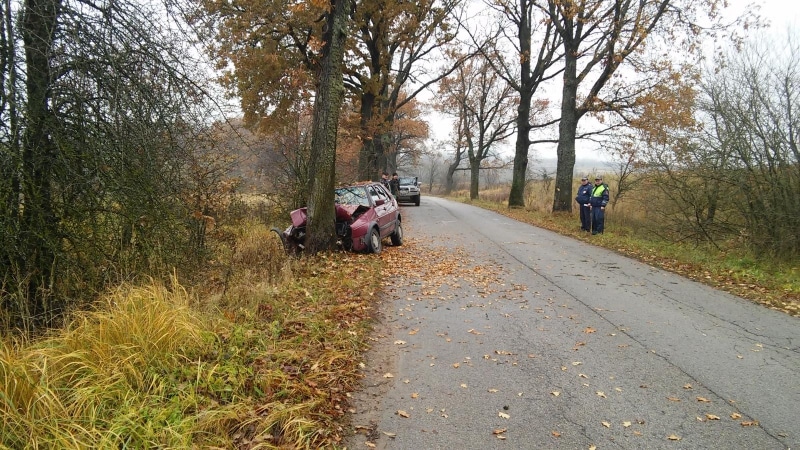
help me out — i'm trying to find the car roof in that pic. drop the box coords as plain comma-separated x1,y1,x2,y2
336,181,380,188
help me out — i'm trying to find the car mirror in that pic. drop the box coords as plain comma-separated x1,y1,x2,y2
375,198,385,206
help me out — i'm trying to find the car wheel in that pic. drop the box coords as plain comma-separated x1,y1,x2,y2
413,195,420,206
367,227,382,254
390,221,403,246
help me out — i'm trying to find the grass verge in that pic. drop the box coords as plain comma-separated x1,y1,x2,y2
0,221,384,448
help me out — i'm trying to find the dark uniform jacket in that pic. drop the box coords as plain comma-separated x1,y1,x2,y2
575,183,593,205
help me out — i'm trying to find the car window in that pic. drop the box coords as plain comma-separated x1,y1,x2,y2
374,184,390,200
399,177,416,185
368,185,382,204
335,186,370,207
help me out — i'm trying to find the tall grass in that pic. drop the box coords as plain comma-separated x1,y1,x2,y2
0,278,212,448
1,209,385,448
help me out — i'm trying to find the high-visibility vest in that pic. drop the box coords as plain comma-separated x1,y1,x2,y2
592,184,607,198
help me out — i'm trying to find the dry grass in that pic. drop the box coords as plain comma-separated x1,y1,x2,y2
1,214,385,448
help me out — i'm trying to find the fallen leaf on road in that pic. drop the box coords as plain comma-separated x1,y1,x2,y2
551,391,560,397
596,391,606,398
741,421,758,427
452,363,460,368
499,412,510,419
496,435,506,440
460,383,468,388
552,431,561,437
383,373,394,378
683,384,692,389
584,327,596,333
488,388,499,393
572,361,583,366
706,414,720,420
622,421,631,428
730,412,742,419
666,396,681,402
382,432,396,438
696,396,711,403
602,421,611,428
493,428,507,435
396,410,410,418
408,329,419,335
579,373,588,379
667,434,681,441
411,393,419,399
365,442,376,448
394,340,406,345
495,350,513,355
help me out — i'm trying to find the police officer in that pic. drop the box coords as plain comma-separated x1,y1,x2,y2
589,175,609,235
575,176,593,232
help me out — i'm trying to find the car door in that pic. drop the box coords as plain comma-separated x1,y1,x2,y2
369,184,395,237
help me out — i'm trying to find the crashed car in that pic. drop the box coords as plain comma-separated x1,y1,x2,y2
273,182,403,254
397,176,421,206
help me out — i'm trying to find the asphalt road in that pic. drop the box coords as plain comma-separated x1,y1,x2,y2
345,196,798,450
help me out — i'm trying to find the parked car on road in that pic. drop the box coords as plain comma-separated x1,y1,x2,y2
273,182,403,254
397,176,421,206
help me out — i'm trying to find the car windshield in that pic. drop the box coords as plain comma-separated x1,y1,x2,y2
335,186,370,207
399,177,416,186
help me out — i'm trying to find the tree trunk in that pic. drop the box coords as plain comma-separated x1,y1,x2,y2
445,155,462,194
507,2,532,208
552,48,578,212
469,156,480,200
19,0,61,329
508,87,532,207
304,0,351,254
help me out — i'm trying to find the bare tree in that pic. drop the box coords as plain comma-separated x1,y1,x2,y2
439,52,517,199
420,148,445,193
603,138,646,207
539,0,752,213
0,0,222,331
478,0,561,207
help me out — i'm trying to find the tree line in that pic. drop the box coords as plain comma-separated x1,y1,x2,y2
1,0,795,331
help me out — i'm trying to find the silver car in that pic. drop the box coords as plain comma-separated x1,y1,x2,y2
396,176,421,206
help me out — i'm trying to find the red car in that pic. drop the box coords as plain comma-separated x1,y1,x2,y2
274,182,403,254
